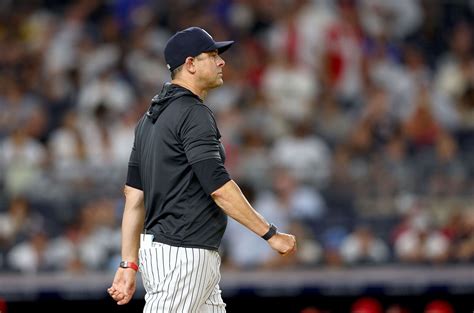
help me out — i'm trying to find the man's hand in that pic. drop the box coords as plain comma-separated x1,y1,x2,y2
268,232,297,256
107,268,137,305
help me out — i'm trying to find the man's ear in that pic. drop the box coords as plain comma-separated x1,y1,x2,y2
183,56,196,74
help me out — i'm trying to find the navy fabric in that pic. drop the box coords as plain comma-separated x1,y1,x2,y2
164,27,234,71
128,83,230,250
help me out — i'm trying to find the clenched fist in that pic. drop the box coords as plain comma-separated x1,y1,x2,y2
268,232,297,256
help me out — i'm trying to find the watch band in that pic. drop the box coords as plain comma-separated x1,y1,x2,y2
119,261,139,271
261,223,277,240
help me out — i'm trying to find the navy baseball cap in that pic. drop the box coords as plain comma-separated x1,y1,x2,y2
164,27,234,72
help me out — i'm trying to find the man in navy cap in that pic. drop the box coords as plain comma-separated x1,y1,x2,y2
108,26,297,312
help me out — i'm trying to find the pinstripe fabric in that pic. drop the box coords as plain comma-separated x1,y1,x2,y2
139,242,226,313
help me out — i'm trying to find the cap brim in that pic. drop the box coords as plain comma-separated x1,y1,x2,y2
214,41,234,54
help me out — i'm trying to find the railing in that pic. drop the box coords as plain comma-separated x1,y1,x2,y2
1,265,474,301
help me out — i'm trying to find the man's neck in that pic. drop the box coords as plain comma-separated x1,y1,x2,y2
171,78,207,100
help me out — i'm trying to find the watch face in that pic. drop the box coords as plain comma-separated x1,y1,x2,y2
119,261,138,271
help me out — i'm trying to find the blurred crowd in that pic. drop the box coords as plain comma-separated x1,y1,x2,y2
0,0,473,274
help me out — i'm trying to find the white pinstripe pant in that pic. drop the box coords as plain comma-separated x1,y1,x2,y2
139,242,226,313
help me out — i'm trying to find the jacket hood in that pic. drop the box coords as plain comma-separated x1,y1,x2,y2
146,82,200,123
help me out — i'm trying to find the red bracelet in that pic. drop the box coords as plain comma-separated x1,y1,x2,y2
119,261,139,271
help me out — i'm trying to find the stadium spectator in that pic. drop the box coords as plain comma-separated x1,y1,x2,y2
393,207,450,264
340,224,390,265
0,127,47,196
270,120,332,188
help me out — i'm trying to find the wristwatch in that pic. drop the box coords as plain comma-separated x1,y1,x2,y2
119,261,139,272
261,223,277,240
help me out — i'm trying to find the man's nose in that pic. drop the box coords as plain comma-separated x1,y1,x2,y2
217,55,225,67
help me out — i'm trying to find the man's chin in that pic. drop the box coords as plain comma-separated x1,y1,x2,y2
210,78,224,88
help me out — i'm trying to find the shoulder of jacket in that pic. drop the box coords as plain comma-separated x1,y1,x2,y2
176,101,215,133
179,98,213,116
175,94,203,107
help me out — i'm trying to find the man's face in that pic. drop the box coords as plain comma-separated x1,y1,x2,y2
194,50,226,89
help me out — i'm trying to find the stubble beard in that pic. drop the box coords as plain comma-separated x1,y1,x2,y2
209,76,224,89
